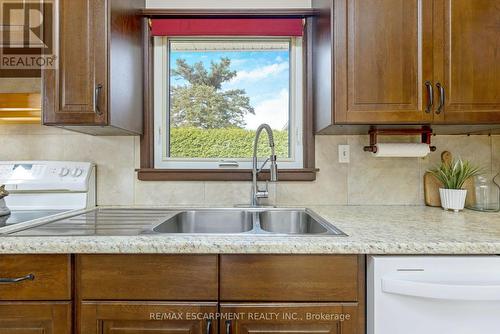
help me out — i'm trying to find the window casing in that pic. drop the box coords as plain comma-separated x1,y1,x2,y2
153,36,304,170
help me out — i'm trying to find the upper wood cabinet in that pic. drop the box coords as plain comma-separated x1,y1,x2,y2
312,0,500,132
433,0,500,123
43,0,144,135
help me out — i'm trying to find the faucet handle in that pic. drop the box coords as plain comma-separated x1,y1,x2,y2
255,181,269,199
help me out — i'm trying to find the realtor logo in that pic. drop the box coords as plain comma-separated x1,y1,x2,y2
0,0,57,70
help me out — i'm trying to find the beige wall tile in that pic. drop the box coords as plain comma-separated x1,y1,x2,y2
0,123,494,208
0,124,69,135
0,134,65,160
423,135,492,173
205,182,252,206
277,136,348,205
134,180,205,206
347,135,421,205
62,135,136,206
348,166,420,205
418,135,493,204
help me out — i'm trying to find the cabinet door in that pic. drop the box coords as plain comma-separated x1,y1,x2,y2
433,0,500,123
334,0,433,124
0,302,71,334
80,301,218,334
220,303,361,334
43,0,107,125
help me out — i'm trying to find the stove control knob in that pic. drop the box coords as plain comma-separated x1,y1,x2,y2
59,167,70,177
72,168,83,177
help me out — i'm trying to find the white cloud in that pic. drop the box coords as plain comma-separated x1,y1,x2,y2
245,89,289,130
230,62,289,84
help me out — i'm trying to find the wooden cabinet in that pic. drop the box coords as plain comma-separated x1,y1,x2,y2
219,255,358,302
43,0,144,135
76,255,365,334
220,303,360,334
0,255,72,334
80,302,218,334
0,302,71,334
433,0,500,123
77,255,218,300
0,254,71,300
219,255,365,334
313,0,500,131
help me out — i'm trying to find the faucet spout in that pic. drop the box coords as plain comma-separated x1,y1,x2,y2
251,124,278,207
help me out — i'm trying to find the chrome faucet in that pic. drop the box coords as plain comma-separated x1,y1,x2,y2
251,124,278,207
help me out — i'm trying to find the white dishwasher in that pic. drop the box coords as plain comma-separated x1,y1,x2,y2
368,256,500,334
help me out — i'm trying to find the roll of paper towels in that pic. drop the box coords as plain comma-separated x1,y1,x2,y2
373,143,431,158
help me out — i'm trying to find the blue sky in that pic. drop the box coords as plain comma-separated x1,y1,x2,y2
170,50,290,130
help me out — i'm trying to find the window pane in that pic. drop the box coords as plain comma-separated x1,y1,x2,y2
168,39,291,159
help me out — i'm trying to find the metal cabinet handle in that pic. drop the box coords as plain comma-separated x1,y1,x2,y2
225,320,231,334
0,273,34,283
436,82,445,114
206,319,212,334
95,84,103,115
424,81,433,113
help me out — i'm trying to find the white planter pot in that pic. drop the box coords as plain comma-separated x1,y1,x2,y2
439,188,467,212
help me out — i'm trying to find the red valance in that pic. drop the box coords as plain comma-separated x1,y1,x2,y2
151,18,304,37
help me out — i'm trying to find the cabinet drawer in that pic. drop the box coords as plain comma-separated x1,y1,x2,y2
220,255,359,302
77,255,218,300
0,255,71,301
0,302,71,334
80,301,217,334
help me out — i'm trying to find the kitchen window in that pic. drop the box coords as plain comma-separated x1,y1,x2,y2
138,15,316,181
154,36,304,169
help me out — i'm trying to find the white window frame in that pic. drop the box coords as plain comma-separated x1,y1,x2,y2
154,36,304,169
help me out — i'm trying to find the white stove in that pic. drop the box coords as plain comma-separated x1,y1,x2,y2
0,161,96,233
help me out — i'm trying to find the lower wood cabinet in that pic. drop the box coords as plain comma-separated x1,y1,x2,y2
221,303,361,334
80,301,218,334
77,255,365,334
0,302,71,334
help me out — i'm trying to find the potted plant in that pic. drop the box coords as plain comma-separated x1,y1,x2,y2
429,158,482,212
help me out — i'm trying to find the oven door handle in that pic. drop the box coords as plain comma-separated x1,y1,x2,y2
382,277,500,301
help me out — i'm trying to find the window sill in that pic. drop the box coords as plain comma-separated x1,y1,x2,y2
136,168,318,181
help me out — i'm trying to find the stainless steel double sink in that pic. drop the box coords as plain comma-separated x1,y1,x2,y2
149,208,346,236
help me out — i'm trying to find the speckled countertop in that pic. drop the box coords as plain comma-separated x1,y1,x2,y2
0,205,499,254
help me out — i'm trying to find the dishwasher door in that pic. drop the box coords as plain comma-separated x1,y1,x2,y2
368,256,500,334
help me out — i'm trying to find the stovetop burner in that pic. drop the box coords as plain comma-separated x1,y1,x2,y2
0,210,67,227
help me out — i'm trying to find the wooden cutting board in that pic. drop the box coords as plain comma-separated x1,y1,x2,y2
424,151,450,207
424,151,476,207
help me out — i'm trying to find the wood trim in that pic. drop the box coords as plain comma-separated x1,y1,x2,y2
140,17,155,168
137,168,318,181
139,12,317,182
140,8,319,18
303,18,315,169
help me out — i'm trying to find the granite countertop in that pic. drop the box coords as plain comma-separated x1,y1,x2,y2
0,205,499,254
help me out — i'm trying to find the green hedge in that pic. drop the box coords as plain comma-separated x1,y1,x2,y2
170,127,289,158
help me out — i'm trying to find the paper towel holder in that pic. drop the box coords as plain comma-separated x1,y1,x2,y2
363,126,437,153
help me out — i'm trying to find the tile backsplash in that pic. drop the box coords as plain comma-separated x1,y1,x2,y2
0,124,498,206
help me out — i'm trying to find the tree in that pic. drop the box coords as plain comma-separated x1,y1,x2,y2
170,58,254,129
